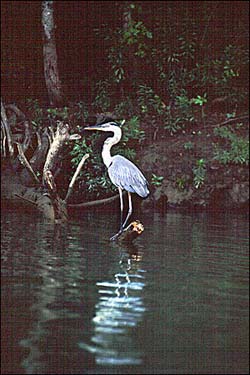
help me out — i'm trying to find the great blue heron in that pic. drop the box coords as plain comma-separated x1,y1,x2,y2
84,121,149,240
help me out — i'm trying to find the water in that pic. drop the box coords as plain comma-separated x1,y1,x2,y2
1,206,249,374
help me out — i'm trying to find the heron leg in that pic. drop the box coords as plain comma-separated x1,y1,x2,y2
110,187,124,241
122,192,132,230
118,187,124,230
110,192,133,241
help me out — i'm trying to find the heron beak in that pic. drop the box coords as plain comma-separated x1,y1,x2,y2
84,125,104,131
84,126,95,130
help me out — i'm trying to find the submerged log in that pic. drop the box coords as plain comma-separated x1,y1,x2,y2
117,220,145,244
44,170,67,222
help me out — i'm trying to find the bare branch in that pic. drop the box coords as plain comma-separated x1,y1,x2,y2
1,99,14,156
22,121,31,152
213,114,249,127
1,125,6,157
5,103,26,122
64,153,89,202
27,129,49,171
44,128,52,146
14,193,37,206
48,126,55,140
16,143,40,183
203,114,249,130
68,192,124,208
36,131,42,149
44,170,56,192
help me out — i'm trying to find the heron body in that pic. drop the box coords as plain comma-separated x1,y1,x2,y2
84,121,149,240
108,155,149,197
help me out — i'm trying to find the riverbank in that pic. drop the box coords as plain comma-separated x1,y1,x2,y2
1,100,249,215
140,114,249,212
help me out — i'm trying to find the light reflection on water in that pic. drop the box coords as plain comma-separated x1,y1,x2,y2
79,247,146,365
1,208,249,374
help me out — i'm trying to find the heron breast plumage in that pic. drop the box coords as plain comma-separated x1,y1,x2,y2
108,155,149,198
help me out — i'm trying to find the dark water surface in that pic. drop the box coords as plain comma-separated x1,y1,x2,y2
1,207,249,374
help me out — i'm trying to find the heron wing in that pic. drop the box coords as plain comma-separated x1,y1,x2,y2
108,155,149,197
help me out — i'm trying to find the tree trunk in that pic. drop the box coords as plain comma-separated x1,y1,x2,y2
42,1,63,107
122,2,138,93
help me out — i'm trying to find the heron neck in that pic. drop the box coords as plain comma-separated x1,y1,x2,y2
102,128,122,168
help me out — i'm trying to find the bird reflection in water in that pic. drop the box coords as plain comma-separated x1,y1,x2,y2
79,244,146,366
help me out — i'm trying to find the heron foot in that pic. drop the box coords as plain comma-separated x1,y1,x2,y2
110,230,123,241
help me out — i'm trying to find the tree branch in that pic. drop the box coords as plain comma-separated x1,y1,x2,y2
16,143,40,184
1,99,14,156
68,192,125,208
1,125,7,157
64,153,89,202
204,114,249,129
22,121,32,153
5,103,26,122
14,193,37,206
